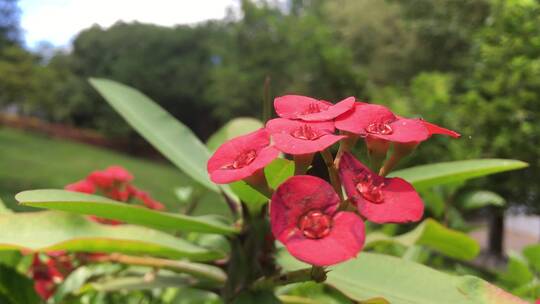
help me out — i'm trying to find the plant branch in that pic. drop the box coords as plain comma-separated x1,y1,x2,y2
90,253,227,284
320,149,344,201
251,267,326,290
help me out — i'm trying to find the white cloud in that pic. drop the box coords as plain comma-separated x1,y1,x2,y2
19,0,238,48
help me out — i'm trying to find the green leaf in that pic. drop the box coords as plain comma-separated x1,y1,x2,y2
266,158,295,188
54,264,123,302
230,158,294,213
458,190,506,210
0,264,40,304
16,189,238,235
89,78,217,193
277,251,527,304
389,159,528,189
498,255,534,288
86,274,193,292
206,117,263,152
523,244,540,273
366,218,480,260
0,211,221,261
0,198,11,214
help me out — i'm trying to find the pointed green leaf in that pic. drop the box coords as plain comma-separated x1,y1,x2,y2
89,78,217,193
498,255,534,288
0,211,221,261
523,244,540,273
277,251,528,304
365,218,480,260
458,190,506,210
390,159,528,189
0,264,40,304
16,190,238,235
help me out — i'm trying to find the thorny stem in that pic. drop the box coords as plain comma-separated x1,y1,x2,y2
320,149,344,201
251,267,326,290
89,253,227,284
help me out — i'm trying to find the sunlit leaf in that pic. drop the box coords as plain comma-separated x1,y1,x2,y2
277,251,528,304
458,190,506,210
390,159,528,189
0,211,221,261
89,78,218,193
366,218,480,260
16,189,238,235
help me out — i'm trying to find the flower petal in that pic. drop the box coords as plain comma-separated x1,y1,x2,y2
209,145,279,184
368,118,430,143
266,118,344,154
422,121,461,138
335,103,395,134
270,175,340,243
339,152,424,223
274,95,355,121
283,212,365,266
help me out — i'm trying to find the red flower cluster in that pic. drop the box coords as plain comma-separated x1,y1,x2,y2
30,166,166,299
66,165,165,215
207,95,459,266
30,252,73,300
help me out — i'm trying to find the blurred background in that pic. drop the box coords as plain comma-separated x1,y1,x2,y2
0,0,539,265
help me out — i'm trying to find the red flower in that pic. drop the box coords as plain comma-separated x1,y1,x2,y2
339,152,424,223
207,128,279,184
30,253,73,300
274,95,355,121
335,103,459,143
128,185,165,210
65,180,95,194
265,118,345,155
87,165,133,189
270,175,365,266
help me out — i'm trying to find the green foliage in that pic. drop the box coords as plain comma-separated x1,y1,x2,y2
90,78,219,193
366,218,480,260
278,251,526,304
16,189,237,235
0,211,221,261
390,159,528,190
0,264,40,304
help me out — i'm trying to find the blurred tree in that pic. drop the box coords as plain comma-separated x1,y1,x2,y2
0,0,21,49
207,0,363,122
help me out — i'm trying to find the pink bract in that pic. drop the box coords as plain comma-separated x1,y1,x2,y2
339,152,424,224
65,180,95,194
270,175,365,266
274,95,355,121
207,128,280,184
265,118,345,155
335,103,458,143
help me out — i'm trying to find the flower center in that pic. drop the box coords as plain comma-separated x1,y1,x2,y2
355,174,384,204
304,102,328,114
222,150,257,169
366,122,393,135
290,124,323,140
298,210,332,239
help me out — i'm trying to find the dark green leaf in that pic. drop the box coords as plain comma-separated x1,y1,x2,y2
0,264,40,304
458,190,506,210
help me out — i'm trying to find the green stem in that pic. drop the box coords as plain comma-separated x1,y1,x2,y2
91,253,227,284
320,149,344,201
251,267,325,290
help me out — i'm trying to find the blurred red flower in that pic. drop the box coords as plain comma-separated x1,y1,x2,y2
65,179,95,194
270,175,365,266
